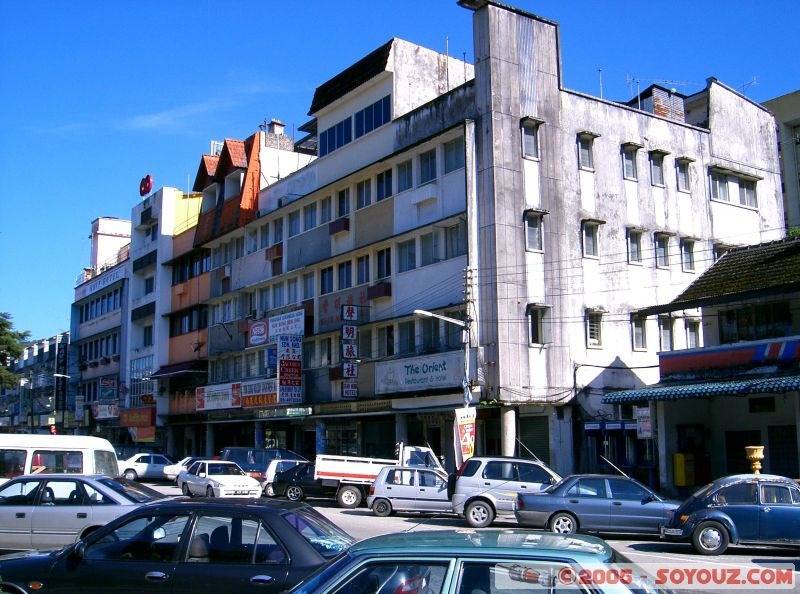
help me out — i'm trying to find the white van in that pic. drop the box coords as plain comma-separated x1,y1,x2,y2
0,434,119,485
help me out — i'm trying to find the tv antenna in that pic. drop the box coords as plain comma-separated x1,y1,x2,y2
738,76,758,96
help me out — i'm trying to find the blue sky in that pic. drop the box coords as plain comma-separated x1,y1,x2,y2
1,0,796,340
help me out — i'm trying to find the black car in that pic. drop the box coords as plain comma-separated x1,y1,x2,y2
273,463,337,503
661,473,800,555
0,498,354,594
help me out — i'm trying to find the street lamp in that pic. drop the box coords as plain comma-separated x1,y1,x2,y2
412,309,471,406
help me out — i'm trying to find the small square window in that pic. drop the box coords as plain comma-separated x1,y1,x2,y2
655,234,670,268
578,135,594,170
525,212,543,251
681,239,695,272
528,305,549,344
650,152,664,186
586,311,603,348
397,160,413,192
677,160,691,192
522,121,540,159
738,178,757,208
337,189,350,217
622,145,638,180
632,318,647,351
320,196,332,223
582,222,600,258
710,171,729,201
419,149,437,185
627,230,642,264
444,136,465,173
356,179,371,209
144,277,155,295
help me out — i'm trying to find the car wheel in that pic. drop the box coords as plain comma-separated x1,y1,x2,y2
692,521,729,555
206,486,214,498
465,500,495,528
337,486,362,508
264,483,275,497
550,512,578,534
123,469,138,481
181,483,191,497
286,485,304,502
373,498,393,517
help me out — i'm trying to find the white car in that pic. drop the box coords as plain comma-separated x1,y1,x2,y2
162,456,205,481
119,453,173,481
177,460,261,498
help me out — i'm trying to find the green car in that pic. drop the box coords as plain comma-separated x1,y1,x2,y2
288,529,671,594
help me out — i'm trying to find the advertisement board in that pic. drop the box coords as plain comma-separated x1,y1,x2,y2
92,401,119,420
375,351,463,394
268,310,304,343
195,383,242,411
454,407,476,468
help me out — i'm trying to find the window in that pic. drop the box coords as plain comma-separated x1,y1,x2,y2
272,284,284,308
398,239,416,272
354,95,390,138
582,221,600,258
528,305,549,345
376,169,392,201
398,321,415,354
303,204,316,230
337,261,352,290
356,179,371,209
567,477,607,498
420,232,435,266
632,317,647,351
522,120,540,159
659,317,673,352
319,116,352,157
445,221,466,259
677,159,691,192
357,255,370,285
586,311,602,348
320,267,333,295
710,171,729,201
376,248,391,279
287,278,298,304
650,152,665,186
320,337,332,366
739,178,757,207
288,210,300,237
525,212,543,251
143,325,153,348
421,317,440,352
273,218,283,243
144,276,154,295
444,136,465,173
378,325,395,357
418,149,437,185
716,482,757,505
320,196,331,223
622,145,638,180
359,328,372,359
303,272,315,300
608,478,650,500
337,189,350,217
627,230,642,264
686,320,700,349
397,160,413,192
655,234,670,268
719,302,791,344
330,562,448,594
681,239,695,272
578,134,595,169
85,513,190,562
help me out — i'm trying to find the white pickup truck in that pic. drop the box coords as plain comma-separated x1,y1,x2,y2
315,443,445,508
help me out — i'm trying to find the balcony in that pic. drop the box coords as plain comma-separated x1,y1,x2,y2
265,243,283,261
329,217,350,235
367,280,392,300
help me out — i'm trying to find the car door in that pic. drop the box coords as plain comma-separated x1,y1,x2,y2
758,482,800,543
379,468,417,512
185,461,204,495
480,461,518,513
0,478,39,549
607,478,665,533
563,477,611,530
150,456,171,480
714,481,760,540
52,510,191,593
170,512,290,594
414,470,450,513
30,478,94,549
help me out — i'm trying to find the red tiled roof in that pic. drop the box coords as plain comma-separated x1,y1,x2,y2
192,155,219,192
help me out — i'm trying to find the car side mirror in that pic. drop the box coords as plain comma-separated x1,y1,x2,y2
199,472,206,478
70,541,86,560
550,476,559,485
642,494,654,504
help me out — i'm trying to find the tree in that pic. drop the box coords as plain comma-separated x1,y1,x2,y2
0,312,30,389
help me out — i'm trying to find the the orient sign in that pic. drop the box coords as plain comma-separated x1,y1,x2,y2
247,320,268,347
196,383,242,411
375,351,463,394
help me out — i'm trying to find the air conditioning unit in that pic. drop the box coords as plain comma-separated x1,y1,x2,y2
222,265,231,278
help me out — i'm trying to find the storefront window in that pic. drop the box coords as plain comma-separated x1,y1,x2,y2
325,425,358,455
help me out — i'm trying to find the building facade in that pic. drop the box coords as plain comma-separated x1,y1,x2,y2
763,90,800,230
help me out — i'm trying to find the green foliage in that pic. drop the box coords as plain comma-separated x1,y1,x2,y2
787,226,800,239
0,312,30,389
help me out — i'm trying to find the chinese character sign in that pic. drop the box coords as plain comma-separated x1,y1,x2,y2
277,335,303,404
341,304,358,322
342,324,358,340
454,407,477,468
342,343,358,360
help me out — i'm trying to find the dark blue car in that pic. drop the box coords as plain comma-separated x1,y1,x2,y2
661,474,800,555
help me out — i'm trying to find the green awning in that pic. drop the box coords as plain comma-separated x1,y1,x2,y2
602,375,800,404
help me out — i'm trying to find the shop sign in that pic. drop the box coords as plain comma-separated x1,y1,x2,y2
195,383,242,411
120,407,156,428
342,382,358,400
318,287,369,333
454,407,476,467
241,378,279,408
92,401,119,420
100,377,117,400
375,351,462,394
268,310,304,343
635,405,652,439
129,425,155,442
254,406,312,419
278,335,303,404
247,320,268,347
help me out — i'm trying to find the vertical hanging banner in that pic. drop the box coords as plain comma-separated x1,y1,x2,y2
453,407,477,468
277,335,303,404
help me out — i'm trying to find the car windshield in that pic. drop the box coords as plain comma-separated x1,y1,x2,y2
208,464,243,476
97,477,166,503
280,507,354,558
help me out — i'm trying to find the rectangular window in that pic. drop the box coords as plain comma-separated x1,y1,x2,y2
302,341,315,368
739,178,757,207
398,321,415,354
582,222,599,258
144,276,154,295
586,311,602,348
272,284,284,308
655,234,670,268
681,239,695,272
443,136,465,173
650,152,664,186
337,189,350,217
622,146,638,180
445,221,466,259
421,317,440,352
677,160,690,192
303,272,315,300
143,325,153,348
710,171,729,201
320,196,331,223
354,95,390,138
627,230,642,264
303,204,317,230
359,328,372,359
288,210,300,237
522,121,540,159
686,320,700,349
376,248,391,279
398,239,416,272
528,306,548,344
319,116,352,157
320,337,332,366
420,232,435,266
525,212,543,251
376,169,392,201
397,160,413,192
337,261,352,290
578,135,594,169
632,318,647,351
356,179,371,209
273,218,283,243
418,149,437,185
357,255,370,285
320,267,333,295
287,277,298,304
659,318,673,352
378,325,395,357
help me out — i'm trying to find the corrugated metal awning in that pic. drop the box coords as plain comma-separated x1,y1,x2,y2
602,374,800,404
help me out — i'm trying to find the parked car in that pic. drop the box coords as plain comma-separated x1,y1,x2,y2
515,474,679,535
450,456,561,527
262,457,308,496
273,463,342,503
287,528,669,594
120,453,174,481
0,474,165,551
661,473,800,555
177,460,262,498
163,456,205,481
0,498,355,594
220,447,307,492
367,465,451,517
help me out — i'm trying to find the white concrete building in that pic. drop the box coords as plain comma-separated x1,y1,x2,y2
763,90,800,230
